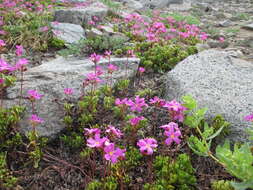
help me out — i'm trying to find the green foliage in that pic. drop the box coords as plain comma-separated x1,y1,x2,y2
211,180,234,190
0,106,25,150
137,43,197,72
2,11,53,51
86,176,118,190
59,35,127,56
114,79,130,92
123,146,142,169
216,141,253,190
99,0,121,11
135,88,155,98
49,37,65,49
144,154,196,190
60,132,83,149
211,115,230,138
182,95,226,157
0,152,17,189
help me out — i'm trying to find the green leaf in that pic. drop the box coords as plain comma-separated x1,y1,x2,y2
182,95,197,110
206,124,225,140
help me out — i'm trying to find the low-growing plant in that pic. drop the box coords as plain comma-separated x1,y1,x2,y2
0,152,18,189
211,180,235,190
58,35,127,57
144,154,197,190
137,43,197,72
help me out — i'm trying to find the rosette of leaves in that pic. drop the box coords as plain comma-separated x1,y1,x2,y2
144,154,196,189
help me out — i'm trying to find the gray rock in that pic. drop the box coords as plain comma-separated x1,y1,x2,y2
120,0,144,10
139,0,183,9
207,39,229,49
5,57,139,138
218,20,233,27
51,22,85,44
54,2,109,25
242,23,253,31
195,43,210,52
165,50,253,142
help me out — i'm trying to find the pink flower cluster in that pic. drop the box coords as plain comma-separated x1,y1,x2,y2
163,100,186,122
160,122,182,146
84,126,125,164
124,12,208,43
115,96,148,113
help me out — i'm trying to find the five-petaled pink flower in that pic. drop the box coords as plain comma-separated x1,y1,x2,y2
163,100,186,122
138,67,145,73
64,88,73,95
90,53,101,63
29,114,44,125
107,64,118,73
149,96,166,107
87,133,108,148
164,126,182,146
16,45,24,56
15,58,28,70
244,113,253,122
0,39,6,47
106,125,123,138
137,138,158,155
160,122,179,132
84,128,101,136
27,90,43,101
127,96,148,112
103,143,126,164
129,116,145,126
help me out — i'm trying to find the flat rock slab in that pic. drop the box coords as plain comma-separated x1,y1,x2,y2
242,23,253,31
54,1,109,25
5,57,139,139
165,50,253,142
51,22,85,44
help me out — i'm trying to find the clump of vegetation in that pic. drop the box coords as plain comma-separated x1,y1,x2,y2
144,154,196,190
211,180,235,190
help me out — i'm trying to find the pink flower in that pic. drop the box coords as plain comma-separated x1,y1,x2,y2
127,96,148,112
64,88,73,95
15,58,28,70
84,72,102,85
219,37,225,43
27,90,43,100
88,20,96,26
137,138,158,155
39,26,49,32
127,50,135,57
164,127,182,146
90,53,101,63
163,100,186,122
115,98,129,106
244,114,253,122
160,122,179,131
29,114,44,125
199,32,208,41
138,67,145,73
106,125,123,138
149,96,166,107
104,50,111,57
0,78,4,85
107,64,118,73
0,58,15,72
129,116,145,126
87,133,108,148
103,143,126,164
84,128,101,136
52,21,59,25
0,39,6,47
15,45,24,56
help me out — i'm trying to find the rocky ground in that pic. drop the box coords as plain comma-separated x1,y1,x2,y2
1,0,253,189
